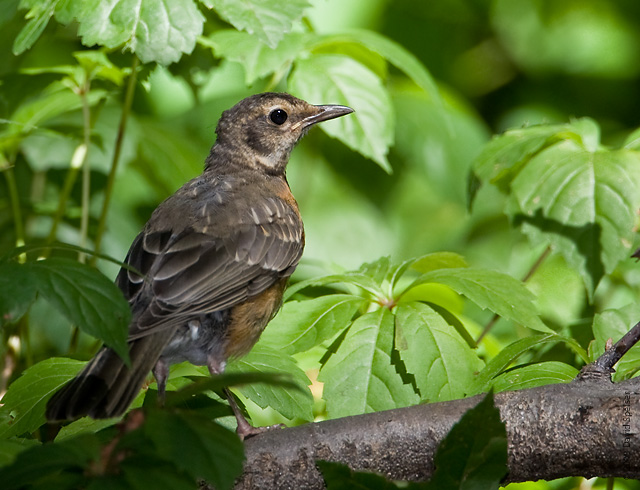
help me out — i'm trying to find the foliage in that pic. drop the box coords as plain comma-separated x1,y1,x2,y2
2,0,640,488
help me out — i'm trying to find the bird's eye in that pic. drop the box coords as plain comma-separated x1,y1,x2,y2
269,109,288,125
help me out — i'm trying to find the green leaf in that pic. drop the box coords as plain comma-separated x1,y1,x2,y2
120,455,195,490
284,272,383,300
0,438,40,467
0,433,100,490
68,0,205,65
260,294,364,354
395,302,483,402
289,54,394,172
490,361,578,393
202,30,307,84
592,304,640,380
144,410,244,490
317,460,401,490
0,358,84,439
25,258,131,363
319,309,419,418
13,0,58,55
428,392,508,490
414,267,551,333
0,261,37,327
470,333,567,394
208,0,310,48
410,252,468,274
510,141,640,297
227,344,314,421
314,29,442,106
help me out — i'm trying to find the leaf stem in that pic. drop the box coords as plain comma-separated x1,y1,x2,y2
476,246,552,344
91,56,139,265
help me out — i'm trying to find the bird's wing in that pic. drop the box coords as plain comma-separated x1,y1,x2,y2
116,193,303,339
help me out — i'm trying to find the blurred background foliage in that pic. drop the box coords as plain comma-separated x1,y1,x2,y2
2,0,640,488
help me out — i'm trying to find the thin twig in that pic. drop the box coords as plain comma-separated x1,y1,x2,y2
91,56,139,265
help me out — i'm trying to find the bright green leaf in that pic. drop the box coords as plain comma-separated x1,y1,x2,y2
490,361,578,393
414,267,551,333
428,392,507,490
144,410,244,490
284,272,383,300
410,252,468,274
69,0,205,65
319,309,419,418
511,141,640,297
208,0,310,48
470,333,567,394
203,30,307,84
395,302,483,402
25,258,131,362
0,358,84,439
13,0,58,55
260,294,364,354
289,54,394,172
227,344,314,421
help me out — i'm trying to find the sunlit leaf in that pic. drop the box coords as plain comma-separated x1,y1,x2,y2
207,0,310,48
227,344,314,421
203,30,307,84
289,54,394,172
592,304,640,380
319,309,419,418
490,361,578,393
395,302,483,402
260,294,364,354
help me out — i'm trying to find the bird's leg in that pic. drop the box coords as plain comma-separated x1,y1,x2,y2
206,357,275,439
152,358,169,406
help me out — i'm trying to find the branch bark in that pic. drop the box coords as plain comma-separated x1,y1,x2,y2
231,376,640,488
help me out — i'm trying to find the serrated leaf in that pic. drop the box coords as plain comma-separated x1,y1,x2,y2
395,302,483,402
289,54,394,172
208,0,310,48
13,0,58,55
68,0,205,65
510,141,640,297
0,433,100,490
319,309,419,418
25,258,130,362
415,267,551,333
203,30,307,84
428,392,507,490
0,358,84,438
260,294,364,354
227,344,313,421
470,334,565,394
144,410,244,490
490,361,578,393
0,261,37,327
592,304,640,380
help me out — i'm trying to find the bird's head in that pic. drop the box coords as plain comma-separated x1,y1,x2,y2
212,92,353,173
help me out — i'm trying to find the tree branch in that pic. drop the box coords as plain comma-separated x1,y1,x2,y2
231,376,640,488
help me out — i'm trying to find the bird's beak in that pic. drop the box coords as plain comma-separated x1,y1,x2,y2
294,104,354,130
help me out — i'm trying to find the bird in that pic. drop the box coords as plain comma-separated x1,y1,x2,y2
45,92,354,437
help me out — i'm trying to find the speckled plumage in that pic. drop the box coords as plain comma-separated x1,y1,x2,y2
46,93,353,424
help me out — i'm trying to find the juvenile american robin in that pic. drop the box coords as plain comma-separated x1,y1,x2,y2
45,92,354,436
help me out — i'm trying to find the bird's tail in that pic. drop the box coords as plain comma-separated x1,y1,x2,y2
46,330,173,421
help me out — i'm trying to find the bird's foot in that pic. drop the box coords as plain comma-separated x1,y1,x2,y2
236,420,284,440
